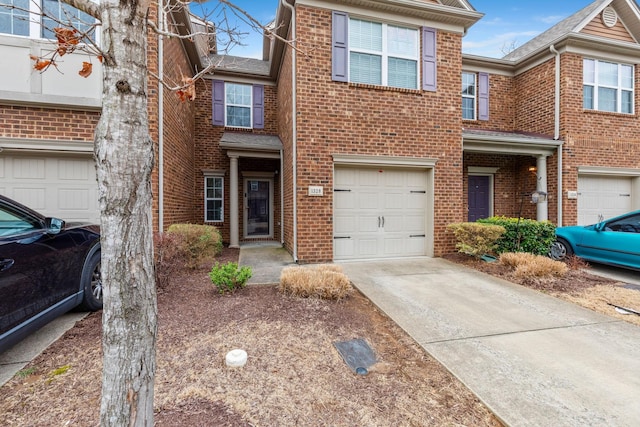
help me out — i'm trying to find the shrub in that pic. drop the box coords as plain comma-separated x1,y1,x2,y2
166,223,223,269
446,222,506,257
499,252,568,278
279,264,353,300
153,232,187,289
477,216,556,255
209,262,252,294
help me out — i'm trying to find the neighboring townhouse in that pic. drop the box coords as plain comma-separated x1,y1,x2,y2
3,0,640,265
0,0,199,229
463,0,640,229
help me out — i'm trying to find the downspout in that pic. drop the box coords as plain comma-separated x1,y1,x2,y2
281,0,298,262
280,149,284,244
158,2,165,231
550,44,563,226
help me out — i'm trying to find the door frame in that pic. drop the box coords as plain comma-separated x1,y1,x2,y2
468,167,497,221
243,172,274,239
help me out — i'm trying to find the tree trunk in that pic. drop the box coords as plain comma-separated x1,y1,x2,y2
95,0,157,425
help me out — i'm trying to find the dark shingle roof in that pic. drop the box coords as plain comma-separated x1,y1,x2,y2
219,132,283,151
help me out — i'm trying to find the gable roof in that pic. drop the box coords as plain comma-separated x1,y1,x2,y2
503,0,640,62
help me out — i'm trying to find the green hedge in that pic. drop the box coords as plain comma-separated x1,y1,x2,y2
477,216,556,255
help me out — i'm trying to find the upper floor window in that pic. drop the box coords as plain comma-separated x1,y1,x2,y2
583,59,634,114
225,83,252,128
0,0,29,36
42,0,95,40
348,18,418,89
0,0,96,40
212,80,264,129
462,72,476,120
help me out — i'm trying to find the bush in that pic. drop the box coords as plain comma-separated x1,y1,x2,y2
446,222,506,257
499,252,568,278
477,216,556,255
209,262,252,294
279,264,353,300
166,223,223,269
153,232,187,289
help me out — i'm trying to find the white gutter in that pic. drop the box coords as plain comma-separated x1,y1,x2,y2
550,44,563,226
158,2,165,231
281,0,298,262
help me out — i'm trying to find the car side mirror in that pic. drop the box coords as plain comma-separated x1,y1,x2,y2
594,222,606,232
45,217,64,235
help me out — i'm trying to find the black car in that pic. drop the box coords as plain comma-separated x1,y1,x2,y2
0,195,102,353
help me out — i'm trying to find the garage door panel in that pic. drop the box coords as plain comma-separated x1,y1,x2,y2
13,187,46,210
0,155,98,223
334,166,429,260
578,176,632,225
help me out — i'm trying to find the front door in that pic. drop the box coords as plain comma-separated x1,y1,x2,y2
244,179,272,237
468,175,490,221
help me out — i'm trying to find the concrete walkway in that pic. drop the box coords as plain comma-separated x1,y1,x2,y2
239,242,295,284
339,258,640,427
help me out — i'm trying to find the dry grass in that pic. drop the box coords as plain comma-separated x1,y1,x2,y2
279,264,353,300
499,252,568,278
557,285,640,327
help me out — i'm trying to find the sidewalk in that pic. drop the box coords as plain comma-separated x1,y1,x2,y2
238,242,295,284
339,257,640,427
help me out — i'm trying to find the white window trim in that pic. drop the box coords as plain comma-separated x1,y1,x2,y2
224,82,253,129
462,71,476,120
204,175,224,223
583,58,634,114
348,18,419,89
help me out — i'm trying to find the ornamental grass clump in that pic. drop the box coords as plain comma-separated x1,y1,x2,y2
279,264,352,300
498,252,568,279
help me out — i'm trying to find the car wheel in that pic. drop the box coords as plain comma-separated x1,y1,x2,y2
78,251,102,311
549,238,573,261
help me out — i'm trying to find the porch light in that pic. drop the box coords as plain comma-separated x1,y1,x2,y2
531,191,547,203
528,166,537,173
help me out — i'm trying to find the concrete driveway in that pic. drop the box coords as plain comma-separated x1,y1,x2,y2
340,257,640,427
0,312,86,386
589,262,640,286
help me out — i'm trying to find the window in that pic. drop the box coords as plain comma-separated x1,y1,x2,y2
212,81,264,129
0,0,29,36
204,176,223,222
605,213,640,233
41,0,95,39
1,0,95,40
462,72,476,120
348,18,418,89
225,83,252,128
583,59,634,114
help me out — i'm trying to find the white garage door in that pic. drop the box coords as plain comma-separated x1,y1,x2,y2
578,175,632,225
0,153,99,223
334,166,427,260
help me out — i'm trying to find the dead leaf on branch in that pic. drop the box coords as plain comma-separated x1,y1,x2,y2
29,54,53,72
79,61,93,78
176,77,196,102
54,27,80,56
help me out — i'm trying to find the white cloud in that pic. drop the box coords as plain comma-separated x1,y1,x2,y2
538,14,567,24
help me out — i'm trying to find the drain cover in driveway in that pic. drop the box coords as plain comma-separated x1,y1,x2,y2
333,338,377,374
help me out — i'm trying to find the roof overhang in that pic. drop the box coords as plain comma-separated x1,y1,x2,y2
220,132,283,158
463,130,562,156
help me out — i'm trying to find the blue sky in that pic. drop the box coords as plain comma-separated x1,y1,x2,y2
195,0,596,59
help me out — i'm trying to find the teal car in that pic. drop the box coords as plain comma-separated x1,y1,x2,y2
549,211,640,270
